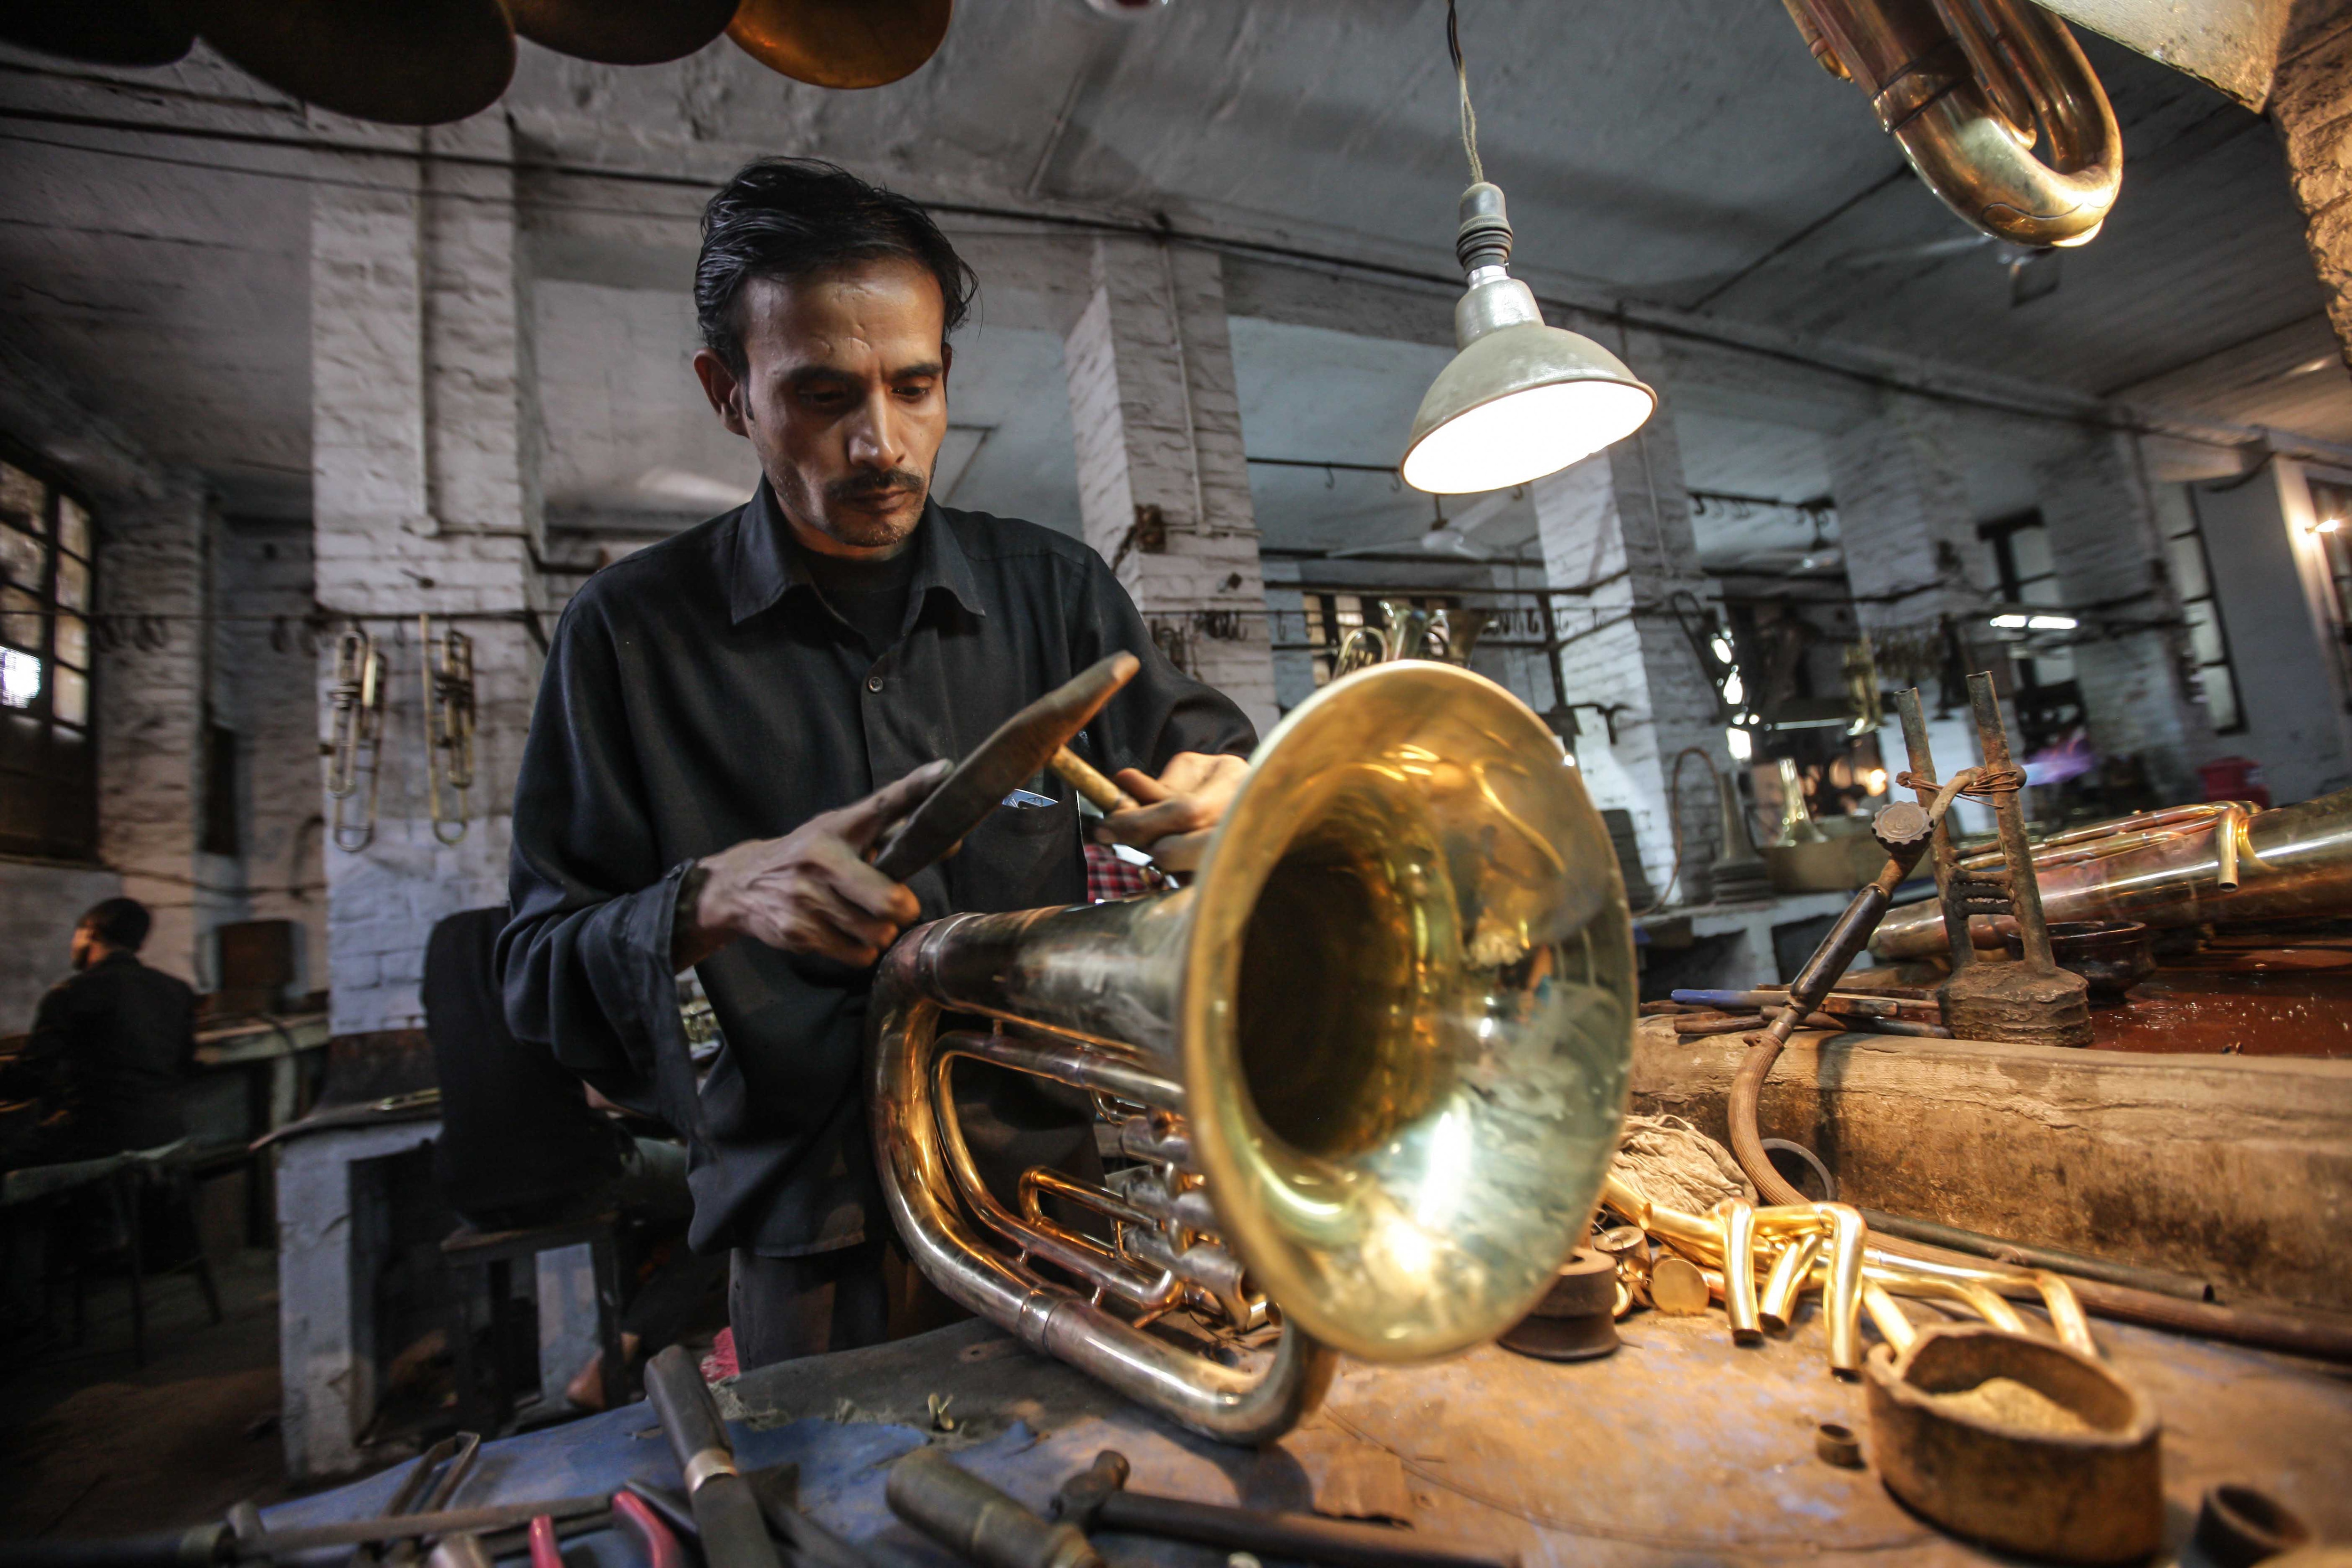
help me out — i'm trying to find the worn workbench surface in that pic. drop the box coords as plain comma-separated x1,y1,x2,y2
266,1308,2352,1567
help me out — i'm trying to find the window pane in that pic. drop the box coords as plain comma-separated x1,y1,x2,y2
2167,535,2209,601
55,613,86,669
2201,669,2240,732
57,495,88,559
0,464,44,532
55,552,87,612
52,664,86,726
2034,646,2075,683
0,523,43,590
2010,528,2053,580
0,647,39,708
2186,601,2226,667
1,584,38,650
2022,577,2064,607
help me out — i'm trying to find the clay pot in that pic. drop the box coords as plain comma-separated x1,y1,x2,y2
2005,920,2154,1005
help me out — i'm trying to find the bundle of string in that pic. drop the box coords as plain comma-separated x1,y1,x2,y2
1611,1113,1754,1216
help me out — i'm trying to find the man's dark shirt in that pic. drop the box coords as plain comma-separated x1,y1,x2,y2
13,952,195,1157
500,487,1255,1257
426,906,624,1227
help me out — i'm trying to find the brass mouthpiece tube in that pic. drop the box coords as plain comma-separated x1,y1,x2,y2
1861,1281,1916,1353
1717,1200,1764,1344
1815,1203,1867,1377
1760,1233,1824,1333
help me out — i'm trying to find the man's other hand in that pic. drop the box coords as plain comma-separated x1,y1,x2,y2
675,758,951,970
1093,751,1249,874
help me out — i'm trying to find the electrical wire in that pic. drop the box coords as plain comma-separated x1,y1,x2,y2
1446,0,1483,186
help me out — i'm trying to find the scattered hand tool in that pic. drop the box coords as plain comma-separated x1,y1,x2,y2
610,1492,690,1568
872,654,1139,881
527,1516,565,1568
642,1345,784,1568
1049,1451,1516,1568
886,1447,1102,1568
0,1499,613,1568
351,1432,480,1568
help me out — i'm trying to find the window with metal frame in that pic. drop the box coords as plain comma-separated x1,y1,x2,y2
0,446,98,860
2173,486,2246,735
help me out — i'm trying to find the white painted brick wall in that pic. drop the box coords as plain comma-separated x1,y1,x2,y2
311,114,542,1035
1534,351,1730,903
1827,397,1987,631
2035,429,2213,798
1064,239,1277,737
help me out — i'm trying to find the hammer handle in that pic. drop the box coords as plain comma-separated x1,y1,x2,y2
887,1449,1100,1568
1049,748,1134,813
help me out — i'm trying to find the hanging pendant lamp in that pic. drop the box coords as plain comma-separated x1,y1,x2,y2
1401,4,1654,495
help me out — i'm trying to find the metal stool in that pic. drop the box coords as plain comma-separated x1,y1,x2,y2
440,1211,621,1433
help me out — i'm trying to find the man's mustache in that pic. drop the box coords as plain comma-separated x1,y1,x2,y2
827,470,927,503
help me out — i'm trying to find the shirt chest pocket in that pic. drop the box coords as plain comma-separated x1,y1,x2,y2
951,794,1085,914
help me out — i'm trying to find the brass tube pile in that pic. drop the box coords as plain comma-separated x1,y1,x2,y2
1600,1175,2097,1374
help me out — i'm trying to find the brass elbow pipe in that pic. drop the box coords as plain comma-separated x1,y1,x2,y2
1787,0,2120,247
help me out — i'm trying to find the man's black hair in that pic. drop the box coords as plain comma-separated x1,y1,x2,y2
696,158,977,376
81,897,151,952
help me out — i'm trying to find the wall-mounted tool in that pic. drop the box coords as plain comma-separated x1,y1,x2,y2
323,625,387,854
420,614,477,846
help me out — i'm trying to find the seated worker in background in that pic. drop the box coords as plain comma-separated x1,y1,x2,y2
424,906,723,1409
2,898,195,1167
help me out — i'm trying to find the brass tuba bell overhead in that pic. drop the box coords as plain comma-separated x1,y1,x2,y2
869,662,1637,1442
1780,0,2121,247
727,0,952,89
507,0,740,66
194,0,517,126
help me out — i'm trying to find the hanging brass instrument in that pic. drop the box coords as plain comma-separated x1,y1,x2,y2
1781,0,2122,247
728,0,953,89
420,614,477,846
194,0,516,127
1872,788,2352,958
870,662,1637,1442
323,626,387,854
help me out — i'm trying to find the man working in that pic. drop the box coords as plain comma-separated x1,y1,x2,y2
502,159,1252,1372
5,898,196,1165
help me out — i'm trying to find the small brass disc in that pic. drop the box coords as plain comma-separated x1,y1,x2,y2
196,0,516,126
0,0,193,65
509,0,739,66
726,0,952,89
1651,1256,1711,1315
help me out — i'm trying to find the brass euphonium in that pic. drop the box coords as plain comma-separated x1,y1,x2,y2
869,662,1637,1443
1781,0,2121,247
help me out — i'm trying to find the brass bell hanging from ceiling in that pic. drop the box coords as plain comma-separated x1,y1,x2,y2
0,0,194,66
727,0,952,89
193,0,516,127
506,0,741,66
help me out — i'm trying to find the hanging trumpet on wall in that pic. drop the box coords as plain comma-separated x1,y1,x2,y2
420,614,477,845
323,625,386,853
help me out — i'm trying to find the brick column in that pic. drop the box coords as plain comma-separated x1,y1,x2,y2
1063,237,1277,737
2034,430,2213,799
1828,396,1996,828
96,479,213,981
1533,366,1730,905
2272,2,2352,366
311,117,542,1036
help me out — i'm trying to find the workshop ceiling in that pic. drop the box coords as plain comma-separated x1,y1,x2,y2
0,0,2344,552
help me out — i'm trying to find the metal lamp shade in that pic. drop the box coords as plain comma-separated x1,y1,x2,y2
1402,292,1655,494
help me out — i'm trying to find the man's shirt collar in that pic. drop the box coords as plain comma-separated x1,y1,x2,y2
728,480,985,628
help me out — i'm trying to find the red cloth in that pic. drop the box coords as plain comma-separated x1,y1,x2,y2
1085,843,1164,902
700,1326,738,1383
